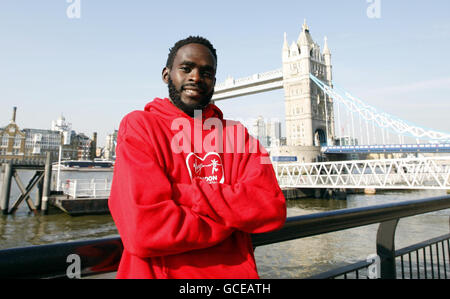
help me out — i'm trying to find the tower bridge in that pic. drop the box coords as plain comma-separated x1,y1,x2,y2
213,20,334,162
212,20,450,164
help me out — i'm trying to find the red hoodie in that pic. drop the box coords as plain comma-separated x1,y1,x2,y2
108,98,286,279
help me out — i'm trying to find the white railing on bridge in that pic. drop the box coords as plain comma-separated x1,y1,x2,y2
275,156,450,190
215,69,283,90
62,179,111,198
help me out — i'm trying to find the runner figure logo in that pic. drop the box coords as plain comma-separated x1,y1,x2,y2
186,152,224,184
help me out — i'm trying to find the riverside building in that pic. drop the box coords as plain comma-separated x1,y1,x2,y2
0,107,97,163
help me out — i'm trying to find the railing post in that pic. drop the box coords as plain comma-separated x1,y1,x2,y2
35,177,43,211
73,180,77,198
1,161,13,215
376,219,399,279
41,152,52,215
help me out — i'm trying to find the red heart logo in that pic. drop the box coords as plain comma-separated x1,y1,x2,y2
186,152,224,184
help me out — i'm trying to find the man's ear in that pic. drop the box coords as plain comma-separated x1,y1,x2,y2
162,67,170,84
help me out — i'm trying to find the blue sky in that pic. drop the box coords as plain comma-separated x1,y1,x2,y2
1,0,450,146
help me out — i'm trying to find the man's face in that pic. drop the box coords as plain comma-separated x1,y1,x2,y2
163,43,216,117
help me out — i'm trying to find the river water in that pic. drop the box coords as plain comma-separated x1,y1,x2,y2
1,170,449,278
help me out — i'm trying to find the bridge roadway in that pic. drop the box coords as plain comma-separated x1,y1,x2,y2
323,144,450,154
212,69,283,101
274,156,450,190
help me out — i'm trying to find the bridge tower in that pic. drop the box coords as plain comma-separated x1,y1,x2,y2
281,21,335,161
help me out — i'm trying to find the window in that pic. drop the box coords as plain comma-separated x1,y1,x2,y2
1,135,8,147
14,137,21,147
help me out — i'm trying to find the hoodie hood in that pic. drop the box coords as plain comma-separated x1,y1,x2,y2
144,98,223,121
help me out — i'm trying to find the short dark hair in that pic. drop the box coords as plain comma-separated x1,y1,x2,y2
166,36,217,69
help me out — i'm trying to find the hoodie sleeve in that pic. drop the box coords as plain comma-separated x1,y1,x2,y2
173,126,286,234
108,113,234,258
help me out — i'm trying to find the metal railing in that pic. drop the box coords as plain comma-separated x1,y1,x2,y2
308,233,450,279
396,234,449,279
0,195,449,279
62,179,111,198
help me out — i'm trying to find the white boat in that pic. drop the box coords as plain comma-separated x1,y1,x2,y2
52,160,114,171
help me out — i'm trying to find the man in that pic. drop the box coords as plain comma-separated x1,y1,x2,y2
108,36,286,279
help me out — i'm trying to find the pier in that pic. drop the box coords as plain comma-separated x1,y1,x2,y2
1,154,52,215
0,154,113,216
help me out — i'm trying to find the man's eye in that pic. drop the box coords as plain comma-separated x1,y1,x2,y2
202,71,214,78
180,67,191,72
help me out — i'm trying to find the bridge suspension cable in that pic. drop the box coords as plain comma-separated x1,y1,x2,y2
310,74,450,144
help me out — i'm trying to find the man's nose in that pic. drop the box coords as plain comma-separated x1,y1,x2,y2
188,68,201,82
